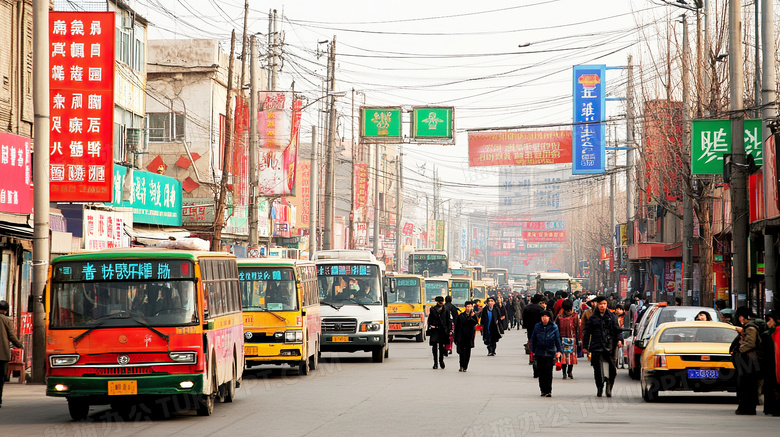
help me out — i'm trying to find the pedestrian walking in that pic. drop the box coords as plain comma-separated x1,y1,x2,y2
479,297,504,356
760,311,780,416
506,297,516,330
454,300,479,372
496,296,509,331
1,300,23,408
427,296,451,369
582,296,623,397
444,295,459,355
530,310,562,397
522,294,545,373
555,299,579,379
730,306,761,415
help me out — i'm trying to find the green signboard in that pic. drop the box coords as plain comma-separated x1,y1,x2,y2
109,164,183,226
411,107,453,139
360,107,402,141
691,119,763,174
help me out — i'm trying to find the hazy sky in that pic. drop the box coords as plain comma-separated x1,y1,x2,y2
130,0,680,221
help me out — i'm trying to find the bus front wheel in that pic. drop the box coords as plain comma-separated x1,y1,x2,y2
372,346,384,363
67,398,90,421
309,341,319,371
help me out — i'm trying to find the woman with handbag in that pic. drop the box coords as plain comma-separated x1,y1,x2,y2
555,299,580,379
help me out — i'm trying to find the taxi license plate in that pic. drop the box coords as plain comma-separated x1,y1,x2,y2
332,336,350,342
389,323,402,330
688,369,719,379
108,380,137,396
245,345,258,356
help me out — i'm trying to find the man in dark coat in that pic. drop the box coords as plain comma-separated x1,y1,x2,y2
426,296,451,369
1,300,23,407
582,296,623,397
522,294,546,371
454,300,479,372
731,306,761,415
480,296,504,356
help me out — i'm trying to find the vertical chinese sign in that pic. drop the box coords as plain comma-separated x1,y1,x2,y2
0,133,33,214
49,12,115,201
257,92,302,195
572,65,606,175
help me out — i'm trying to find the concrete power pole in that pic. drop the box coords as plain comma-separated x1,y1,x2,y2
323,37,336,250
682,15,695,305
248,36,259,247
31,0,50,384
211,31,236,251
728,0,748,308
373,143,381,256
761,0,777,312
626,55,636,296
395,145,403,270
309,126,318,258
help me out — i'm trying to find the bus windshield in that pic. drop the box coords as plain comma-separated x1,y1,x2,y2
389,278,422,304
318,264,382,305
239,267,299,311
450,282,469,306
409,254,448,277
425,280,448,303
541,279,570,293
50,280,197,328
472,286,486,301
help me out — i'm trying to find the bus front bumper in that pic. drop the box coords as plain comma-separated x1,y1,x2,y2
244,343,304,366
388,319,423,335
46,374,205,398
320,334,385,352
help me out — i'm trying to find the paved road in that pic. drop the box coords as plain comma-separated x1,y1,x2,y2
2,328,777,436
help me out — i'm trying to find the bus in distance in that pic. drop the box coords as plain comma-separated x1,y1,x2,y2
45,249,243,420
485,268,509,287
408,249,448,277
387,273,426,342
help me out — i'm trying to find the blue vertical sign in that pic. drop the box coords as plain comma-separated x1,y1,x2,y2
572,65,606,174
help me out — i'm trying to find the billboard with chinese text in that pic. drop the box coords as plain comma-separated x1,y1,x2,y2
468,130,572,167
572,65,606,174
411,107,453,141
691,119,763,174
49,12,114,201
360,107,402,142
109,165,182,226
0,133,32,214
258,92,301,195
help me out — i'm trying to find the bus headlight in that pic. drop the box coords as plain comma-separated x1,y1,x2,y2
360,321,382,332
49,354,80,367
411,312,424,321
169,351,197,364
284,331,303,343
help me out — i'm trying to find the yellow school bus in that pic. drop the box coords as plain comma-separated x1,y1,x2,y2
387,273,426,342
238,258,320,375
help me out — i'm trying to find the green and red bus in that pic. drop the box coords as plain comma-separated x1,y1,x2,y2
45,249,244,420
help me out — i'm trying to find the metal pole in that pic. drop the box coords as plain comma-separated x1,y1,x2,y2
323,37,336,250
248,36,259,247
396,144,403,271
349,88,355,249
682,15,695,305
271,9,278,91
373,143,381,256
761,0,777,312
309,126,318,258
31,0,50,384
729,0,749,308
626,55,636,296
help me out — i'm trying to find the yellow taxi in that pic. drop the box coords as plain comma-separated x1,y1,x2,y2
640,321,739,402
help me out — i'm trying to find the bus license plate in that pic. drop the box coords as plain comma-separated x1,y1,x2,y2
108,380,137,396
389,323,402,330
245,345,258,356
332,336,349,342
688,369,719,379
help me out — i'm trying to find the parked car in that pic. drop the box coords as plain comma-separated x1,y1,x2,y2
640,321,739,401
627,303,719,379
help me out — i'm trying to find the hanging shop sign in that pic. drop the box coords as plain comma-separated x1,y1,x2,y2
49,12,115,201
411,107,453,141
468,130,572,167
0,133,32,214
360,107,402,142
572,64,606,174
691,119,763,174
109,165,182,226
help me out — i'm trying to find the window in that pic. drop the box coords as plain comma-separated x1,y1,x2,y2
201,258,240,319
147,112,185,142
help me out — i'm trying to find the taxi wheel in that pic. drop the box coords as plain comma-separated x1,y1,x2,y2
641,376,659,402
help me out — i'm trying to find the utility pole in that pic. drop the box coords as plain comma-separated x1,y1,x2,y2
270,9,278,91
610,135,616,295
761,0,777,312
323,36,336,250
31,0,50,384
349,88,355,249
729,0,749,308
212,30,236,251
373,143,381,256
248,35,259,247
309,126,318,258
395,145,403,270
682,14,695,305
626,55,636,296
239,0,249,88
